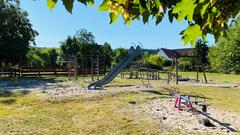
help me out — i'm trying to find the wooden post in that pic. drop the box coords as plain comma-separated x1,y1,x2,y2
38,67,40,77
74,56,78,80
129,61,133,79
97,55,100,80
196,58,199,82
199,58,207,83
168,58,175,84
175,58,178,85
20,57,23,77
54,63,57,76
91,56,94,81
67,58,70,80
81,56,84,76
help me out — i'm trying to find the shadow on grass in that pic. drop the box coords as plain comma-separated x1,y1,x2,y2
141,90,174,97
0,89,30,97
141,90,163,95
0,99,16,105
105,84,135,87
0,76,63,90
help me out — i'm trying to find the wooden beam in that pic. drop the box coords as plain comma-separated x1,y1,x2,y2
167,58,175,84
199,58,208,83
175,58,178,85
91,56,94,81
196,58,199,82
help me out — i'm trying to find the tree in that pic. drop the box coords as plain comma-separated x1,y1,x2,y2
101,42,113,68
26,47,59,68
60,36,80,58
46,0,240,45
49,48,59,67
0,0,37,68
145,54,166,70
194,39,209,65
208,17,240,74
76,28,95,45
113,48,127,65
26,47,44,68
75,29,98,56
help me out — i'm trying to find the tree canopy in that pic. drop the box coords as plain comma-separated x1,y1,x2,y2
0,0,37,67
208,16,240,74
47,0,240,45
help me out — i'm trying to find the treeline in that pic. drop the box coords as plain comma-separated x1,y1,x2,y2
24,29,165,69
178,16,240,74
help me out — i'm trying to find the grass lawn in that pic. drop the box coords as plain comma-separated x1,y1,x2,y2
179,72,240,84
0,89,179,135
0,72,240,135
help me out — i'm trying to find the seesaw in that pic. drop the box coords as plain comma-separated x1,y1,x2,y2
174,93,208,113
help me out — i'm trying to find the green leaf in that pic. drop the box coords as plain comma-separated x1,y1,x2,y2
47,0,57,10
202,35,207,42
142,11,150,24
212,6,217,13
156,15,163,25
99,0,109,11
78,0,86,5
201,3,209,17
87,0,94,6
63,0,74,13
168,9,174,23
110,13,119,24
172,0,197,22
181,24,202,46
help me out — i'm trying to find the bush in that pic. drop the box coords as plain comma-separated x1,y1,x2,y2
178,58,195,71
145,55,166,70
208,17,240,74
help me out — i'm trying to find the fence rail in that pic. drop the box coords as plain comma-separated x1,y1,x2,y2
0,67,106,77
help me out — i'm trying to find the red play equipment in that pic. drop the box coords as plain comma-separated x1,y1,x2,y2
174,95,193,111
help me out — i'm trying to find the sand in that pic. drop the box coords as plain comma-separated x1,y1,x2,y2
141,97,240,135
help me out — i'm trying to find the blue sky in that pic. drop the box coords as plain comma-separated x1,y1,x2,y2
21,0,214,49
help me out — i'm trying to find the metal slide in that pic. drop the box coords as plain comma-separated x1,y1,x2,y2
88,46,142,90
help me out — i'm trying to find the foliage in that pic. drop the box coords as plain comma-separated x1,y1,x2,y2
49,48,59,67
178,40,209,72
0,0,37,68
101,42,114,68
208,18,240,74
26,48,44,68
46,0,240,45
60,36,80,58
60,29,100,59
113,48,127,66
26,47,59,68
194,39,209,65
60,29,113,67
178,58,195,71
145,54,164,70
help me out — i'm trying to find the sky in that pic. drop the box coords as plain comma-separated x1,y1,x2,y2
21,0,215,49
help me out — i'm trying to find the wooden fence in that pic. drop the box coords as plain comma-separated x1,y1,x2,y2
0,67,106,77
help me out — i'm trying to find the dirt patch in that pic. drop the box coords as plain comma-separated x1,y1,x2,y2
141,98,240,135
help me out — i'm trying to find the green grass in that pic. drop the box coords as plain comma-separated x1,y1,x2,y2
179,72,240,84
0,89,179,135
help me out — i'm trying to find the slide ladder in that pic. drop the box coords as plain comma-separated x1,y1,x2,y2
88,46,142,90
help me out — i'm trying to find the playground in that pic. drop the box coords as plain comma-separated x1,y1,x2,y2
0,46,240,134
0,71,240,134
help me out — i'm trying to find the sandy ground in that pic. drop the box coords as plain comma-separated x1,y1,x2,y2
141,97,240,135
42,84,240,135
